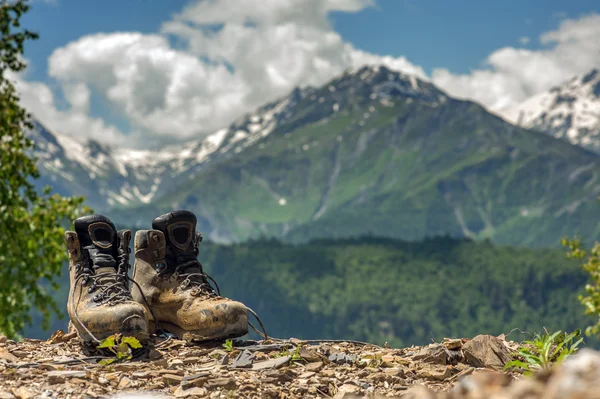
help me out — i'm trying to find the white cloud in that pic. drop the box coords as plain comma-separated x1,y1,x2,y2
16,2,600,148
519,36,530,45
431,13,600,113
8,70,127,145
19,0,423,148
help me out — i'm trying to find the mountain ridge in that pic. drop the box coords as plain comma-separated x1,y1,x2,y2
503,68,600,153
29,65,600,246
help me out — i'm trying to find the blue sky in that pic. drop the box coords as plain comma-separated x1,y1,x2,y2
14,0,600,148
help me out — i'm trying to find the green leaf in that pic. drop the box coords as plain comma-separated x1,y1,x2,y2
121,336,143,349
97,336,116,349
99,358,116,366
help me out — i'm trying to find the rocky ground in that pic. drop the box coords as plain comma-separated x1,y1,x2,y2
0,331,598,398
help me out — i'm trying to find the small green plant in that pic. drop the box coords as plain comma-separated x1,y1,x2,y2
290,345,303,363
97,334,143,365
505,329,583,375
222,339,234,352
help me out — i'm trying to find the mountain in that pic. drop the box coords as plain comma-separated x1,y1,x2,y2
31,65,600,247
503,69,600,152
30,90,301,211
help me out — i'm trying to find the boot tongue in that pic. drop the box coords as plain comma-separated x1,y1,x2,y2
74,215,118,273
152,210,197,255
152,210,201,272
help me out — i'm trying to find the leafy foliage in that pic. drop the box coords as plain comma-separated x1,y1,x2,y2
505,330,583,375
0,0,86,338
222,339,234,352
563,237,600,337
97,334,143,365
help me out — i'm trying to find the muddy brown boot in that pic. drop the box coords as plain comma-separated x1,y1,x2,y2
132,210,248,342
65,215,149,347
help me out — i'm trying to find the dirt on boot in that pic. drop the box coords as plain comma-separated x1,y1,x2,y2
65,215,149,347
132,211,248,342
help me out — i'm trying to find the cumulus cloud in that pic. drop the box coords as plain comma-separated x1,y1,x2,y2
20,0,423,148
7,70,127,145
432,13,600,113
16,1,600,148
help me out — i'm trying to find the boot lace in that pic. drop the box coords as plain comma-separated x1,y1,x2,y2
161,244,221,298
74,247,132,306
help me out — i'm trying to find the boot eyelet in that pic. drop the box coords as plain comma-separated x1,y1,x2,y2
88,285,96,293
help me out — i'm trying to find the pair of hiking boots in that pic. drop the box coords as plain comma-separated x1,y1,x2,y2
64,210,248,345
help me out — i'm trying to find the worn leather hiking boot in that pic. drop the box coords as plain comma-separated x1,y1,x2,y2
65,215,149,346
132,210,248,342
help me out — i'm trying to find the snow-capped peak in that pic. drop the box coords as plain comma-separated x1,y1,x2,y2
502,69,600,152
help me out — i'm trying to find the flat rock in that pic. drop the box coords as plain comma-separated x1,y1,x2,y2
174,386,208,398
0,348,18,363
462,334,511,370
205,377,237,390
47,370,87,384
232,349,255,368
11,387,36,399
252,355,291,370
413,344,447,365
329,352,357,364
305,361,323,372
162,374,184,385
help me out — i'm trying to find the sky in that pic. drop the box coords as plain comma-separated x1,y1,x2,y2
10,0,600,148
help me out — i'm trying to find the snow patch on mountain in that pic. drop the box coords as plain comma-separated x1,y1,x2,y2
502,69,600,152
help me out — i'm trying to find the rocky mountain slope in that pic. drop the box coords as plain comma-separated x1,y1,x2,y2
504,69,600,153
31,65,600,247
1,331,599,399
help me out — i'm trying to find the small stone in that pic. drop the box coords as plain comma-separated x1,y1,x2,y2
384,367,404,377
462,335,512,370
181,372,210,388
11,387,36,399
0,336,6,344
328,353,357,364
9,350,27,358
47,370,87,384
132,371,151,378
321,369,336,377
443,338,462,350
105,372,121,382
114,363,141,372
117,376,133,389
169,359,185,368
183,357,202,365
338,383,360,394
0,391,13,399
381,354,396,367
157,368,185,376
413,344,447,365
163,374,184,386
205,377,236,390
299,347,321,362
416,364,452,381
0,348,18,363
174,386,208,398
305,361,323,372
232,350,255,368
220,353,230,365
298,371,316,379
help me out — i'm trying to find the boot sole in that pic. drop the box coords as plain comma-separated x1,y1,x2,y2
150,320,248,343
